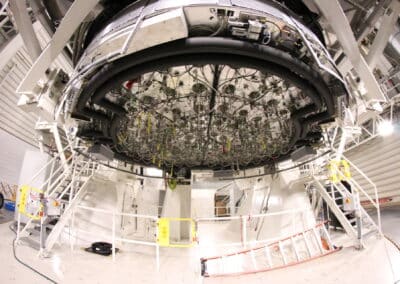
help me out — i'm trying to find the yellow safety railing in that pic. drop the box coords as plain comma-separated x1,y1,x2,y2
327,160,351,183
18,185,44,220
157,217,197,248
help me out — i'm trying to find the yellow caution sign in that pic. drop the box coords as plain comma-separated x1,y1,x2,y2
157,217,197,248
18,185,43,220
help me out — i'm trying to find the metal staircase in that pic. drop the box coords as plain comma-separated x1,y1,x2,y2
201,222,340,277
310,153,381,249
16,143,97,255
312,179,379,247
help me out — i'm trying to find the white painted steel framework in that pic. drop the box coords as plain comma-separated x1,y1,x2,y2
314,0,387,104
6,1,399,278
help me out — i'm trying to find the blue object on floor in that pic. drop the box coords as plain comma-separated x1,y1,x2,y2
4,201,15,212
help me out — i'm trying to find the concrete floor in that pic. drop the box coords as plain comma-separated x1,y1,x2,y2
372,206,400,244
1,206,400,284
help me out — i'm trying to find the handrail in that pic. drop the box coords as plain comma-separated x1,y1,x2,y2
330,155,381,232
77,205,159,220
40,155,73,192
341,173,377,208
341,155,378,190
330,160,378,208
25,144,72,186
196,208,312,222
56,159,90,200
17,153,95,241
45,152,89,197
0,1,9,15
72,205,312,252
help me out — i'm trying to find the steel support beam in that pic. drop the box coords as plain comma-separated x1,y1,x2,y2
354,0,391,42
17,0,100,96
9,0,42,60
366,0,400,69
314,0,387,103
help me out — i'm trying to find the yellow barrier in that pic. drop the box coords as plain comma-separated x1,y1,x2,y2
157,217,197,248
328,160,351,183
18,185,43,220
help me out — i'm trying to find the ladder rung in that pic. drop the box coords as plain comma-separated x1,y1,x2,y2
312,228,324,254
348,218,357,224
250,250,258,270
362,229,377,238
278,241,288,265
302,231,313,258
200,223,341,277
219,257,224,273
291,236,300,261
321,224,334,250
265,246,273,268
235,253,241,271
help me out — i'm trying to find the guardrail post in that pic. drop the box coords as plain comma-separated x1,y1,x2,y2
241,216,247,248
292,212,296,233
70,207,76,251
156,244,160,271
16,211,21,242
155,218,160,271
112,211,116,262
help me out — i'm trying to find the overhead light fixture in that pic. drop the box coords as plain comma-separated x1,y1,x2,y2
378,120,394,137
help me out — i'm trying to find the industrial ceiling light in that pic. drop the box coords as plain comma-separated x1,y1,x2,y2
63,0,348,171
378,120,394,137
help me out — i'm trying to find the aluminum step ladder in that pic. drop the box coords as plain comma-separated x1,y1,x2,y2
200,223,340,277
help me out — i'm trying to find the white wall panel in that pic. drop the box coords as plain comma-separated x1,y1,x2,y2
0,129,36,185
345,125,400,200
0,21,72,147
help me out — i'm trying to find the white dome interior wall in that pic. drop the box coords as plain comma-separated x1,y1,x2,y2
59,164,317,253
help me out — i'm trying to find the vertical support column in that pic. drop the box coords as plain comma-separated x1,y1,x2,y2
51,124,68,170
39,193,47,253
241,216,247,248
70,208,75,251
9,0,42,60
16,212,21,242
156,244,160,271
47,160,56,194
366,0,400,69
17,0,100,96
353,189,363,248
314,0,386,103
180,185,191,241
229,184,235,216
155,218,160,271
39,213,45,253
69,158,75,203
292,211,296,233
112,211,116,262
335,128,347,161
